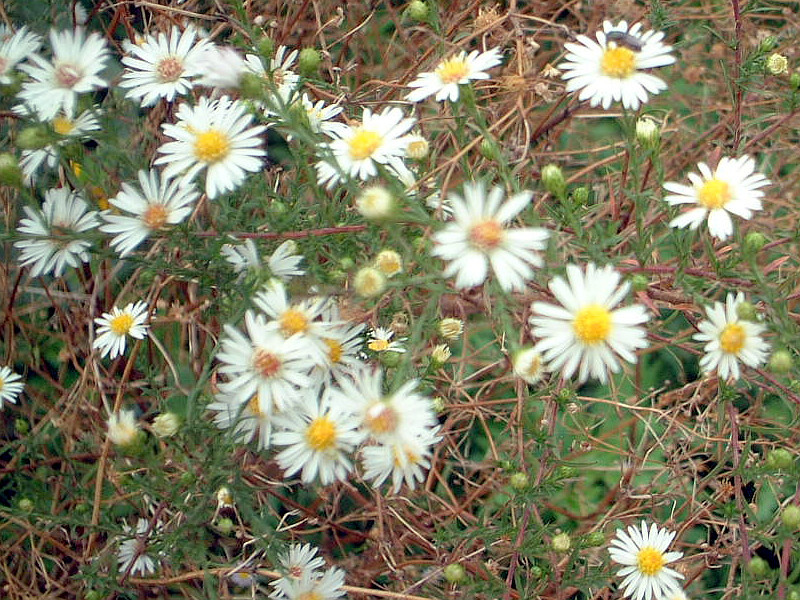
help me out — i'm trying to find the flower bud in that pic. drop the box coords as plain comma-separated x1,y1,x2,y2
541,164,566,198
479,138,500,161
14,418,29,435
107,410,145,454
152,412,181,438
356,186,395,221
16,126,52,150
354,267,386,298
374,249,403,278
405,134,429,160
551,532,571,553
257,36,275,60
781,504,800,529
443,563,466,584
379,350,402,368
0,153,22,187
743,231,767,254
512,347,545,384
766,448,795,471
769,349,793,375
438,318,463,340
735,301,758,322
635,116,660,149
791,72,800,90
215,517,235,536
431,396,446,413
747,556,770,578
583,531,606,547
571,186,590,205
759,36,778,52
298,48,322,77
18,498,34,512
239,72,266,102
430,344,451,367
404,0,430,22
509,472,529,490
216,486,234,507
630,274,649,293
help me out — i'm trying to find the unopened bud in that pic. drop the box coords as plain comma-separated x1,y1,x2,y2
769,349,793,375
735,301,758,322
298,48,322,77
766,53,789,76
443,563,466,584
551,532,571,553
0,153,22,186
635,117,660,149
354,267,386,298
541,164,566,198
404,0,430,22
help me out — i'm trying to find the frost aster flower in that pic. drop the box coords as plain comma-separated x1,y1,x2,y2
694,292,769,380
93,301,150,359
406,47,503,103
559,20,674,110
0,366,24,409
156,95,267,199
431,181,549,293
608,521,685,600
664,155,769,240
529,263,649,383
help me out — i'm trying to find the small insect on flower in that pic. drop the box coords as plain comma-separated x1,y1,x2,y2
605,30,644,52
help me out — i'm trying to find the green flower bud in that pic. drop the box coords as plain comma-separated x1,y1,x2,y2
635,116,660,149
791,72,800,90
735,301,757,322
239,72,266,102
583,531,606,547
479,138,500,161
16,126,52,150
556,388,575,405
298,48,322,77
766,448,795,471
747,556,770,578
630,274,649,293
781,504,800,529
431,396,446,413
379,350,402,368
541,164,566,198
769,349,793,375
571,186,590,205
85,591,103,600
179,471,195,486
14,418,30,435
257,37,275,60
216,517,235,536
339,257,356,271
18,498,34,512
554,465,578,479
404,0,430,22
0,153,22,187
509,472,529,490
743,231,767,254
759,36,778,53
551,532,571,553
529,565,545,579
789,589,800,600
443,563,466,584
152,412,181,438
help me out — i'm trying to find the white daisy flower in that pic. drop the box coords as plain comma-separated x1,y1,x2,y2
120,26,210,106
608,521,685,600
0,366,24,409
244,46,300,112
512,347,546,384
0,26,42,84
406,47,503,103
196,45,246,89
312,320,366,386
664,155,769,240
694,292,769,380
253,279,338,364
361,425,441,493
270,542,326,598
315,106,415,189
100,169,198,257
15,187,100,278
222,237,261,275
117,517,159,577
529,263,649,384
270,567,346,600
17,28,109,120
559,20,675,110
367,327,406,354
299,93,343,136
272,388,363,485
93,301,150,359
268,240,305,281
215,310,315,412
18,107,100,183
155,95,267,199
207,383,273,450
336,368,437,445
431,181,549,293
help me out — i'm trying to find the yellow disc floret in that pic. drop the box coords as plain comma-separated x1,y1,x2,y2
305,416,337,451
110,313,134,336
143,204,169,229
573,304,613,345
697,178,732,210
253,348,282,378
601,46,637,78
279,308,309,336
636,546,665,576
435,56,470,84
348,129,383,161
194,129,231,163
469,219,504,251
52,116,75,135
720,323,746,354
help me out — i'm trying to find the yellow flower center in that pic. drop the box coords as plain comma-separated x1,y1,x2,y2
324,338,343,363
156,56,184,82
573,304,612,345
394,445,419,467
305,416,337,451
636,546,665,576
110,313,134,336
253,348,282,378
697,178,731,210
52,116,75,135
296,593,322,600
720,323,746,354
435,56,470,84
279,308,309,336
194,129,231,164
348,129,383,161
142,204,169,229
364,402,398,435
601,46,637,78
469,219,504,251
368,339,389,352
247,393,264,417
